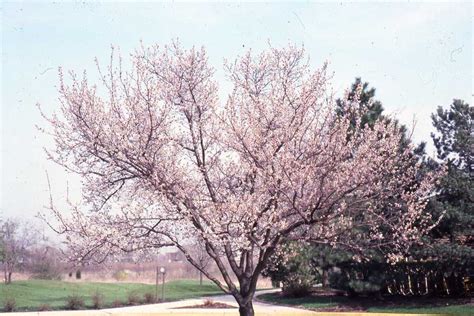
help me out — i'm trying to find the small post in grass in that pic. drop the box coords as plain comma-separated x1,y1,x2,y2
160,267,166,301
155,266,159,302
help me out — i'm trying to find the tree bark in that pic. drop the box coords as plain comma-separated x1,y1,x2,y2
238,300,254,316
322,269,329,287
236,279,256,316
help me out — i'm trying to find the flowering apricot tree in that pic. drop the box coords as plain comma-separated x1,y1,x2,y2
41,42,439,316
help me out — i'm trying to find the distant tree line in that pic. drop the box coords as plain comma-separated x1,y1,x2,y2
0,220,64,283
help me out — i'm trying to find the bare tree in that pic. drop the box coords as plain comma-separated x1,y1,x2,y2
40,42,440,316
27,244,65,280
186,238,212,286
0,219,36,284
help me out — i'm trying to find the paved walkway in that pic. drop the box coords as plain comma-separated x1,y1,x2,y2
99,288,317,315
2,290,440,316
4,289,319,315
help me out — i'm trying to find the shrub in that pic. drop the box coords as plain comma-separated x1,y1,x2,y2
29,257,63,281
113,270,129,281
143,292,156,304
282,277,313,298
91,291,104,309
112,299,123,308
328,269,351,293
263,241,318,298
65,294,85,310
280,257,316,298
202,299,214,307
348,279,382,295
328,262,385,297
127,292,141,305
38,303,51,311
3,297,16,312
30,265,63,280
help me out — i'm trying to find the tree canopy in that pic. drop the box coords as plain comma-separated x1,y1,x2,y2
40,43,440,316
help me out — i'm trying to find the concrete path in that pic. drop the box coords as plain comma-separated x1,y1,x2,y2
3,289,319,315
99,288,317,315
110,288,283,309
2,289,441,316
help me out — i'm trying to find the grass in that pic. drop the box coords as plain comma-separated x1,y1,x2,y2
0,279,223,311
258,292,474,315
367,305,474,314
258,294,343,309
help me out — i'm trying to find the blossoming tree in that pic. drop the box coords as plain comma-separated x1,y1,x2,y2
41,42,439,316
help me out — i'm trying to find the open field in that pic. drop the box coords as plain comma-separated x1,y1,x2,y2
0,279,223,311
258,292,474,315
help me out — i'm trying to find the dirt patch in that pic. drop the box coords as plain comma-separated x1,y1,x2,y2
175,298,235,309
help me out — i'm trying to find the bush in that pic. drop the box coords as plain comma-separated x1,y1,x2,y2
65,294,85,310
202,299,214,307
328,262,386,297
348,279,382,295
29,254,63,281
280,254,316,298
143,292,156,304
112,299,123,308
38,303,51,311
91,291,104,309
3,297,16,312
30,263,63,281
263,241,318,297
127,292,141,305
328,269,350,292
113,270,129,281
282,276,313,297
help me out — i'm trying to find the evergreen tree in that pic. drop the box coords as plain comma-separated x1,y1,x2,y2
432,100,473,172
431,100,473,240
332,99,474,296
417,100,474,295
267,78,415,296
264,83,473,298
336,77,410,148
335,77,384,128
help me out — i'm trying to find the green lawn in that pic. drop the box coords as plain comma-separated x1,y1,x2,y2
258,293,474,315
0,279,223,311
367,305,474,315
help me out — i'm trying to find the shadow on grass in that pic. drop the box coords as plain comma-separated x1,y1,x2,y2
258,290,474,314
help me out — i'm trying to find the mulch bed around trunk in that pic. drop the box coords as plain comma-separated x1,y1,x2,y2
174,302,235,309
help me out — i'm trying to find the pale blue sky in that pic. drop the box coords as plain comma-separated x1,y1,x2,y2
1,1,472,225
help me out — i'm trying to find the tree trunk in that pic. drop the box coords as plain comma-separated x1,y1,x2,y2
238,301,254,316
7,271,12,284
199,271,203,286
322,269,329,287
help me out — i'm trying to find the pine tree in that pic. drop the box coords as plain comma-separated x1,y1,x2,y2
418,100,474,295
267,78,417,296
335,77,384,128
